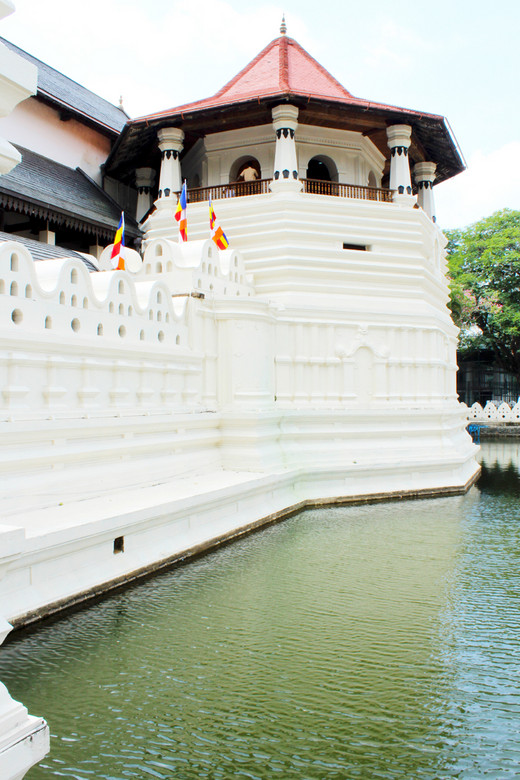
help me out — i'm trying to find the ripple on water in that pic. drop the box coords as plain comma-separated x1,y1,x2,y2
2,443,520,778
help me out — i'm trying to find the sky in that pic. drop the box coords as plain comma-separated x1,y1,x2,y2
1,0,519,230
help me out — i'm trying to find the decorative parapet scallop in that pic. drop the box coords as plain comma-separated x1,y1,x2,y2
0,241,190,347
0,241,207,416
141,238,255,298
468,401,520,422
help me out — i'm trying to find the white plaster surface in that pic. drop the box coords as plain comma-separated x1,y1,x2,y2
0,97,112,181
0,20,48,778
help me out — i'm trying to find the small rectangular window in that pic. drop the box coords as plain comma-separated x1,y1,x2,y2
113,536,124,554
343,243,367,251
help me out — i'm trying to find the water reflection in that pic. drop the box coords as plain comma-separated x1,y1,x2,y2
1,442,520,779
478,439,520,496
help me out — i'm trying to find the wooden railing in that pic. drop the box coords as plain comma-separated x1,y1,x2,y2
184,178,392,203
302,179,393,202
187,179,271,203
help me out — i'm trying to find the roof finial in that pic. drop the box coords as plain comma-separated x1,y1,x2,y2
280,13,287,35
119,95,124,110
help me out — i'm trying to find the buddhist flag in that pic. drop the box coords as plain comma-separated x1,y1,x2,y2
175,181,188,242
110,212,125,270
209,197,229,250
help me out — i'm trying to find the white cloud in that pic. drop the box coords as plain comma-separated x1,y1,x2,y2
435,142,520,229
361,18,435,73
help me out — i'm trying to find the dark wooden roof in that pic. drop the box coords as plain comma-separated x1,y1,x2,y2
0,36,127,137
0,231,98,270
0,146,140,242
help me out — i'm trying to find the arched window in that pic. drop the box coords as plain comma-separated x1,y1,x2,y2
368,170,377,188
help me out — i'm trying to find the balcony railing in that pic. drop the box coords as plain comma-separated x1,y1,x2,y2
188,179,272,203
185,179,392,203
302,179,393,201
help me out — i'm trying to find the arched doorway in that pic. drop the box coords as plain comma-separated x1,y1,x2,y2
230,157,261,183
307,158,330,181
306,155,338,182
229,157,262,195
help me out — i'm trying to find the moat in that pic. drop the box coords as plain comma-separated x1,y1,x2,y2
1,440,519,779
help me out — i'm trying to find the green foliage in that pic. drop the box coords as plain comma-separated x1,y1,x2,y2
446,209,520,380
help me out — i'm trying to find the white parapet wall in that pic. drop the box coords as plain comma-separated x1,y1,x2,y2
0,11,50,777
0,186,480,625
0,616,49,780
468,401,520,423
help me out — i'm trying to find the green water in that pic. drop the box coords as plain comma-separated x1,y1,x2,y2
2,441,520,779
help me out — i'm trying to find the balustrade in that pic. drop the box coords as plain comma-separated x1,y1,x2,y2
183,179,392,203
301,179,393,202
188,179,271,203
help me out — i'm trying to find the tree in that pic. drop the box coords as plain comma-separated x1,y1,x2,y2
446,208,520,384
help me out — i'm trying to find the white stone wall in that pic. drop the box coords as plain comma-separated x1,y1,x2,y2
0,96,112,182
146,186,458,413
0,242,201,416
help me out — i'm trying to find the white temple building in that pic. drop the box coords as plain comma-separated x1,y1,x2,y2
0,18,478,653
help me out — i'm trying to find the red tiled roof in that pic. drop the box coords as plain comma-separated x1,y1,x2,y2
132,35,431,124
106,33,463,187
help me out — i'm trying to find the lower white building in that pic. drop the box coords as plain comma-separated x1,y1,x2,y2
0,2,49,778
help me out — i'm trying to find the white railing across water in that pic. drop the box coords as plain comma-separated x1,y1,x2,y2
468,401,520,423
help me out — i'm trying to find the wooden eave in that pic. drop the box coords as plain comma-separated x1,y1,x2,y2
0,188,141,241
36,90,122,141
105,93,464,187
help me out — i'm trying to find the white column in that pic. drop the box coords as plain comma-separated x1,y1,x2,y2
135,167,155,222
414,161,437,222
386,125,415,205
270,105,302,193
88,243,103,260
0,617,50,780
38,229,55,245
156,127,184,207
